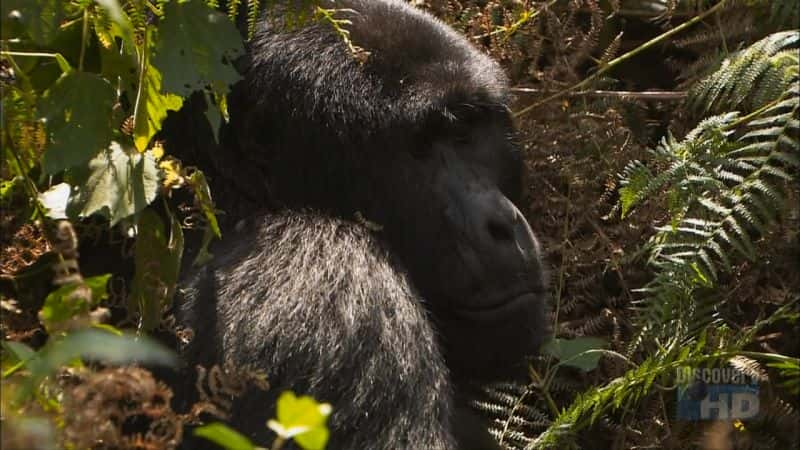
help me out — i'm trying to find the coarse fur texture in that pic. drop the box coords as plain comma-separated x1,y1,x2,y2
178,213,457,448
170,1,548,449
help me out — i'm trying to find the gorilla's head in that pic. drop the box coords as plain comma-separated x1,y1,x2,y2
235,0,548,378
369,95,547,379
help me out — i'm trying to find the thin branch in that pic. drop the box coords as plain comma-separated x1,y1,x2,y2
511,88,687,101
514,0,729,117
79,7,90,72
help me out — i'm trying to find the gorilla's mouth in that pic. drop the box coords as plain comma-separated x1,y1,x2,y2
453,291,543,322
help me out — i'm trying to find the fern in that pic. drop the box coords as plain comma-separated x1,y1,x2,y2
471,382,550,450
689,31,799,116
246,0,261,39
531,303,799,449
617,31,799,341
767,0,800,28
523,29,800,449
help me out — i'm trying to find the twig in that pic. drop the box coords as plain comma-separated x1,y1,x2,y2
79,7,89,72
514,0,730,117
511,88,687,101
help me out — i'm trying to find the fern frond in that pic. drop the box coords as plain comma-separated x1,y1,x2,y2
246,0,261,39
227,0,242,20
768,0,800,28
689,31,799,116
533,303,799,449
616,31,799,348
471,382,550,449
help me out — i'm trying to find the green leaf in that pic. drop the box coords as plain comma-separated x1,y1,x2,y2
543,337,607,372
2,340,36,364
204,91,222,143
14,329,177,399
129,208,184,331
618,163,652,218
134,64,184,151
152,0,244,97
94,0,126,27
267,391,332,450
67,142,161,225
39,274,111,332
187,169,222,266
39,71,116,174
42,329,176,369
194,423,255,450
2,340,36,376
1,0,64,45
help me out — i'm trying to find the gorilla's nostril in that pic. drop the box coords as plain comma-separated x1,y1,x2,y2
487,220,514,242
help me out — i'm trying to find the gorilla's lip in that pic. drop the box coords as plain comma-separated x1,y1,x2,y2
453,291,543,322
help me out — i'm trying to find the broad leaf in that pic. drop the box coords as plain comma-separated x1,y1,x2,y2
267,391,332,450
134,65,184,151
13,329,176,400
2,341,36,376
543,337,607,372
67,142,161,225
39,329,177,373
153,0,244,97
39,72,116,174
194,423,255,450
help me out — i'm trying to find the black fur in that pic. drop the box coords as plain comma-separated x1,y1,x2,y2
172,1,548,448
179,213,456,448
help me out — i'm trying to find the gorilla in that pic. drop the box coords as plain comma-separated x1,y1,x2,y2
172,1,548,448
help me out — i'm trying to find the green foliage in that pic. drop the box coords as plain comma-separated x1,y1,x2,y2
542,337,607,372
65,142,161,225
618,30,799,339
1,1,243,445
152,0,244,97
39,274,111,332
767,356,800,395
689,31,799,116
533,304,799,448
529,28,800,449
39,71,115,174
133,63,183,151
5,328,176,400
194,391,333,450
129,207,184,331
195,423,257,450
766,0,800,28
0,0,65,45
267,391,333,450
186,168,223,265
2,0,234,231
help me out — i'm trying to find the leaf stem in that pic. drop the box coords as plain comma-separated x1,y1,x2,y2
132,29,149,134
0,51,71,73
726,94,793,130
514,0,730,117
79,7,90,72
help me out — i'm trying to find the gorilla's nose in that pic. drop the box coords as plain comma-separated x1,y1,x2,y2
485,200,521,245
472,191,541,276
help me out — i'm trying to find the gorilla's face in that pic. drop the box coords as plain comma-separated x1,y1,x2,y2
372,105,548,378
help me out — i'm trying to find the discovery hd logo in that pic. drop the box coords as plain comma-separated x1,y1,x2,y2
676,366,760,420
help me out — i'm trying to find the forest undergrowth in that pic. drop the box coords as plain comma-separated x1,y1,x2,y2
2,1,799,449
